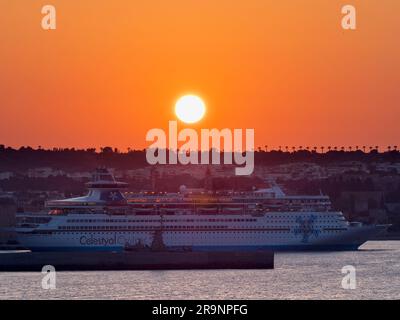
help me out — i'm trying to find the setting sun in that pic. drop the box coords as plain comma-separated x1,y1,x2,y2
175,95,206,124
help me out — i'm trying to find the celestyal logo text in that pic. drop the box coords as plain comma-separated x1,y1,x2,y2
146,121,254,176
79,235,133,246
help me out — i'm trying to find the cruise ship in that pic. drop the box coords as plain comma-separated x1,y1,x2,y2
15,168,388,252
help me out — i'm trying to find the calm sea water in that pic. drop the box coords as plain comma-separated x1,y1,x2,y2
0,241,399,300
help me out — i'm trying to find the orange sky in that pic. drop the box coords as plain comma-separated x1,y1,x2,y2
0,0,399,150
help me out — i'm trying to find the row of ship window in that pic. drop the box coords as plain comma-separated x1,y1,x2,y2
65,216,340,224
58,225,235,230
54,230,292,234
56,226,311,231
62,220,341,225
53,231,346,237
44,229,347,235
56,226,345,231
65,218,258,223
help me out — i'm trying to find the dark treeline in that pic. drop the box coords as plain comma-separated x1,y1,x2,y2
0,176,87,194
0,146,146,171
256,149,400,166
1,145,400,171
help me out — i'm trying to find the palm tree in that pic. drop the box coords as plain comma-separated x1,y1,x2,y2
349,146,352,152
394,146,398,152
321,146,325,153
362,146,366,153
387,146,391,152
264,145,268,152
278,145,282,151
292,146,296,152
285,146,289,152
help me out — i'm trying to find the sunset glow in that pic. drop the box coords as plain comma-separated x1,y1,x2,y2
0,1,399,150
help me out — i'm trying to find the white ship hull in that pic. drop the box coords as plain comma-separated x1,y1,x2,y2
16,212,387,252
